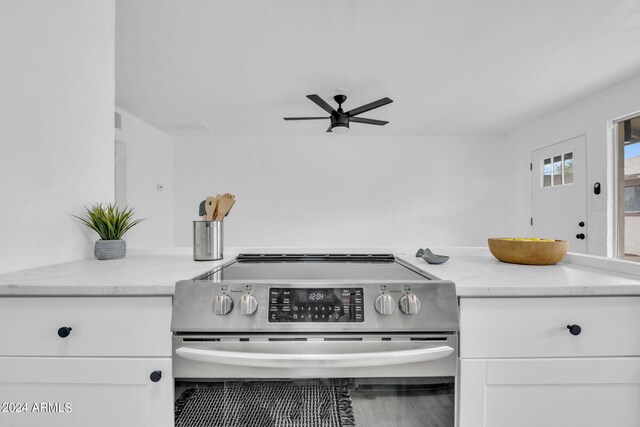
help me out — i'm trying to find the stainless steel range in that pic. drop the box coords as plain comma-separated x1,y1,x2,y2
172,254,459,427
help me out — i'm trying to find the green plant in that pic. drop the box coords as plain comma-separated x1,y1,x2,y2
72,203,144,240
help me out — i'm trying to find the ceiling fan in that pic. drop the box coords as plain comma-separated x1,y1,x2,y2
284,94,393,133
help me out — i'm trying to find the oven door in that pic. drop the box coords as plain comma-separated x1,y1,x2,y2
173,334,457,427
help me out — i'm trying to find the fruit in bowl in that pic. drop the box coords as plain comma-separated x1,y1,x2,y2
488,237,569,265
501,237,555,242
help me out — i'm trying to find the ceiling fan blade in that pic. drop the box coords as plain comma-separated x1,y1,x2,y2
350,117,389,126
307,94,336,115
326,125,333,133
346,97,393,117
283,117,328,120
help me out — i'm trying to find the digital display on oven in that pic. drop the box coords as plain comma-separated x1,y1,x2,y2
268,288,364,323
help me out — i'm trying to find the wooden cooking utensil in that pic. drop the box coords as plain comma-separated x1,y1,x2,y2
204,196,216,221
215,193,235,221
212,194,222,220
223,199,235,219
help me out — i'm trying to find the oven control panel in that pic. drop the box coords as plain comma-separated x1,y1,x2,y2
268,287,364,322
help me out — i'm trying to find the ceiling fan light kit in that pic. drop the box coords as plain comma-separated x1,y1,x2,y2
284,93,393,133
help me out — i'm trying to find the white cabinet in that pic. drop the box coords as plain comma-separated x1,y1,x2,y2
0,297,171,356
0,297,173,427
460,358,640,427
0,357,172,427
459,297,640,427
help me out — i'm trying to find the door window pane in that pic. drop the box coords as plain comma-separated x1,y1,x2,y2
625,186,640,212
543,158,552,187
553,155,562,186
563,152,573,184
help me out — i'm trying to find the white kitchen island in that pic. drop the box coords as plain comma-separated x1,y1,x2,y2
1,248,640,427
399,249,640,427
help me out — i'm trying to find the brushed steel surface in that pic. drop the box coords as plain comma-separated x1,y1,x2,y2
173,280,458,333
193,221,223,261
173,334,457,379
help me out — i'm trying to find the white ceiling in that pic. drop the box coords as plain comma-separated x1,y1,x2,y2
115,0,640,136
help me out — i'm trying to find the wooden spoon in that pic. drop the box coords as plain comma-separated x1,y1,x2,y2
223,199,235,219
204,196,216,221
212,194,222,220
215,193,235,221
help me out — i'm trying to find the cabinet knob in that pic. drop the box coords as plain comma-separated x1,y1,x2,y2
57,327,72,338
567,324,582,336
576,233,585,240
150,370,162,382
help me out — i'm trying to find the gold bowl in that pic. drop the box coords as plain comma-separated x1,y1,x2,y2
488,238,569,265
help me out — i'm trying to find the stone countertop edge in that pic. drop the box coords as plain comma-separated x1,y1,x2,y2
2,247,640,297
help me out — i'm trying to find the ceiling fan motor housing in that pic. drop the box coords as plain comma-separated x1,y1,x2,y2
331,112,350,130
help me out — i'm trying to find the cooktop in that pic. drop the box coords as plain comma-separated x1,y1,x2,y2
197,253,434,281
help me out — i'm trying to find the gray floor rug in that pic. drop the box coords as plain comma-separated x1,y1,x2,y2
175,381,355,427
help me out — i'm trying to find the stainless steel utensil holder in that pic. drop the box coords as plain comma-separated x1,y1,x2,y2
193,221,223,261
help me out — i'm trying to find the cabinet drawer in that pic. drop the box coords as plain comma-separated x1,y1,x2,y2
0,357,172,427
460,297,640,358
0,297,171,357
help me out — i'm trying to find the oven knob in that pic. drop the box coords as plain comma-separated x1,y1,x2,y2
399,293,421,315
375,293,395,315
239,293,258,315
214,294,233,315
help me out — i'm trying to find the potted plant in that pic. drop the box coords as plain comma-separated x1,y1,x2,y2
73,203,144,260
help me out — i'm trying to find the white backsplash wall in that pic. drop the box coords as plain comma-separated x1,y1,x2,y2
503,75,640,257
115,108,173,247
0,1,115,274
173,135,506,248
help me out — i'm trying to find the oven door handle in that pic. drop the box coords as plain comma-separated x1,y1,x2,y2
175,345,454,368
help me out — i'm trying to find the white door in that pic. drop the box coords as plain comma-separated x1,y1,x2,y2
531,135,587,253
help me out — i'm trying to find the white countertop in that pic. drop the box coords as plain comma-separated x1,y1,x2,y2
0,248,235,296
2,247,640,297
397,249,640,297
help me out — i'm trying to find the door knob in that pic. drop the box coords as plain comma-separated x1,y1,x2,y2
57,327,72,338
576,233,585,240
567,324,582,336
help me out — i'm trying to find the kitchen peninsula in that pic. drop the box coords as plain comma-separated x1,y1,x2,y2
1,248,639,426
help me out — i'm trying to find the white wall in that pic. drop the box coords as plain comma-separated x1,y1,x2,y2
0,1,115,274
114,108,173,247
173,135,506,249
503,75,640,257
